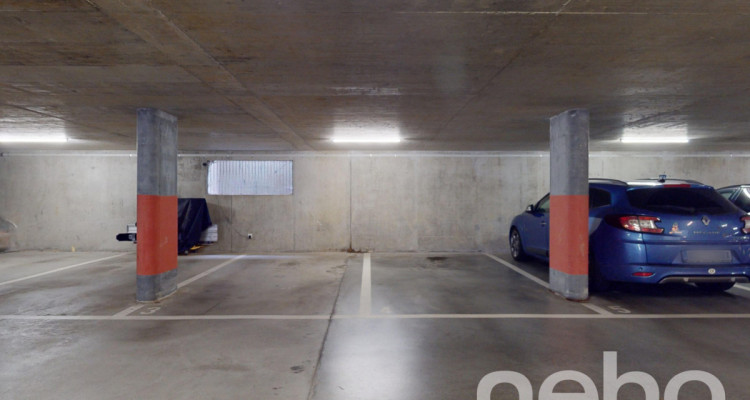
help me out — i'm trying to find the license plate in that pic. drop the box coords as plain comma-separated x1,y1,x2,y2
683,250,732,264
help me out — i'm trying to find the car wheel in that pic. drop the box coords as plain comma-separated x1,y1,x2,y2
509,228,528,261
588,252,611,292
695,282,735,292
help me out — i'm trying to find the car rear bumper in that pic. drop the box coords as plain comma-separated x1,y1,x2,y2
603,262,750,284
658,275,750,284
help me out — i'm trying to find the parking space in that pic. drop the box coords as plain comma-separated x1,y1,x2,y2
366,253,591,316
0,252,132,316
493,252,750,316
140,254,351,316
1,251,750,399
0,251,128,287
0,319,328,399
310,318,750,399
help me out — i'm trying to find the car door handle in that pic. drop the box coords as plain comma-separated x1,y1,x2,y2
540,221,547,227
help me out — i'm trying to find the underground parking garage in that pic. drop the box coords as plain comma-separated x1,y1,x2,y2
2,1,750,399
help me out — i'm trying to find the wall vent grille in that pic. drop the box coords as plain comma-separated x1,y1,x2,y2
207,160,293,195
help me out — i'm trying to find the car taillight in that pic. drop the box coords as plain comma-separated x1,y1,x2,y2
618,216,664,234
742,215,750,234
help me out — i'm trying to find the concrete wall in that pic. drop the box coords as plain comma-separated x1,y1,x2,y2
0,154,138,252
1,152,749,253
350,155,548,252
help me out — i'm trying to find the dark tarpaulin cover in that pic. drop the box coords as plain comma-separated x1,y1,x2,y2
178,198,213,254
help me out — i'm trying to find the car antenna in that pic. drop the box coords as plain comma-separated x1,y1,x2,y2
658,174,667,183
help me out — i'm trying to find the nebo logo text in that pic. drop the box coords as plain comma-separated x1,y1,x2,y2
477,351,725,400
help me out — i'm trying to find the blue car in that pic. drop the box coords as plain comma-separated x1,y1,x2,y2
509,178,750,292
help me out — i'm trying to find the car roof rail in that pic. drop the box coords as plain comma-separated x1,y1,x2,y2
588,178,628,186
631,177,706,185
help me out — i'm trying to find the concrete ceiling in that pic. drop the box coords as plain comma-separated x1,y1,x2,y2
1,0,750,152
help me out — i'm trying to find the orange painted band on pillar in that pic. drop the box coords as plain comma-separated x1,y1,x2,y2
549,195,589,276
136,194,178,276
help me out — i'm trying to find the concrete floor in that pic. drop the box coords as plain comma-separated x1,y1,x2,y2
1,251,749,399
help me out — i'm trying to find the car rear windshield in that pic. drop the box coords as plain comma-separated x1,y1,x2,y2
626,187,737,215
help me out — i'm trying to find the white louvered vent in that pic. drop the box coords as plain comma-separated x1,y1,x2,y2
207,160,293,195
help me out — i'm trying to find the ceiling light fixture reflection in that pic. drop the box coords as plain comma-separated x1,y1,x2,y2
331,127,401,144
620,125,689,144
0,134,69,143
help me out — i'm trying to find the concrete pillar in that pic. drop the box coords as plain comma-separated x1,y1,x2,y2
549,109,589,300
136,108,178,302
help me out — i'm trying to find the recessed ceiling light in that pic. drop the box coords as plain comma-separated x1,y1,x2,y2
332,136,401,144
0,134,69,143
621,125,689,144
620,136,689,144
331,127,401,144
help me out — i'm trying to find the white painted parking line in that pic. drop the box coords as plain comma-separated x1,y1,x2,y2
333,313,750,320
484,253,549,289
484,253,616,315
112,254,246,317
113,305,145,317
580,303,613,315
177,254,246,289
733,284,750,293
0,314,331,321
0,253,129,287
6,313,750,321
359,253,372,316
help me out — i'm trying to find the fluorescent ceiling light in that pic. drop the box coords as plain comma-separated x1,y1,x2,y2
331,127,401,144
620,136,689,144
332,136,401,143
0,135,69,143
621,125,689,144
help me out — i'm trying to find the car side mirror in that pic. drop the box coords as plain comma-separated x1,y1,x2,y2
525,205,534,213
